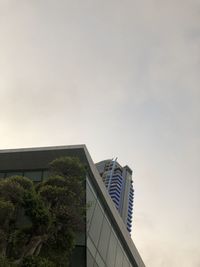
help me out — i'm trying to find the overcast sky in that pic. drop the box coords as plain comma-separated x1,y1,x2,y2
1,1,200,266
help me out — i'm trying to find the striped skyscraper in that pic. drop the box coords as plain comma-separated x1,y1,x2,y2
96,159,134,233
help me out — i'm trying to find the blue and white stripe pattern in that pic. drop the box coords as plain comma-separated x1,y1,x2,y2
100,159,134,233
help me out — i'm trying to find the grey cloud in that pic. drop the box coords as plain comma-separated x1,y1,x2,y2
0,1,200,266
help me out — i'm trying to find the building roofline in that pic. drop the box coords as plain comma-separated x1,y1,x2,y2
96,159,133,175
0,144,145,266
0,144,86,153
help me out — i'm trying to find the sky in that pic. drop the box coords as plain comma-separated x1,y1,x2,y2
0,0,200,266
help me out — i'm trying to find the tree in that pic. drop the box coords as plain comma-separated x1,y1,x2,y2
0,157,86,267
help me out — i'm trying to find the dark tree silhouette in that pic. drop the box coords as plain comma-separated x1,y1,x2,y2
0,157,85,267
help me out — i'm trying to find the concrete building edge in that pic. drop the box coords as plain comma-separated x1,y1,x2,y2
0,144,145,267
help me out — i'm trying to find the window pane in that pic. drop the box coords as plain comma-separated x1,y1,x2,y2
87,236,96,258
6,172,23,177
106,230,117,267
24,171,42,182
123,256,129,267
98,215,111,261
70,245,86,267
42,170,49,180
95,252,105,267
115,243,124,267
87,249,94,267
87,182,97,231
89,201,104,246
0,172,5,178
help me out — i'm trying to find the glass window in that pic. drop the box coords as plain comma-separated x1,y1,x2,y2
87,236,96,258
98,215,111,261
106,230,117,267
95,252,105,267
87,249,94,267
123,255,129,267
42,170,49,180
6,172,23,177
89,201,104,246
115,243,124,267
87,177,136,267
87,182,97,231
24,171,42,182
70,245,86,267
0,172,5,178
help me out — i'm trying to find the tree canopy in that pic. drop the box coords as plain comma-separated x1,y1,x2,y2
0,157,86,267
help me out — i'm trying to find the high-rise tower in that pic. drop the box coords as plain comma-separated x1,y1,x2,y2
96,159,134,233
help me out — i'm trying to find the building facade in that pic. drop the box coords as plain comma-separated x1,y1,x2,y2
96,159,134,233
0,145,145,267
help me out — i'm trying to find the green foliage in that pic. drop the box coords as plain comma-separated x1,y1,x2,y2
40,229,75,267
0,200,14,225
0,179,25,204
8,176,34,191
21,256,55,267
0,157,85,267
49,156,85,180
0,255,16,267
23,190,51,229
8,228,31,259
